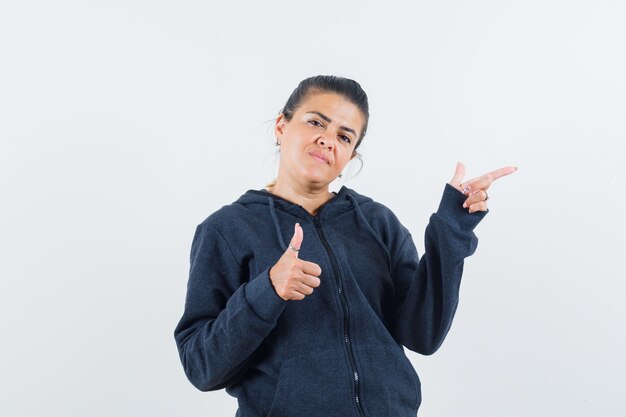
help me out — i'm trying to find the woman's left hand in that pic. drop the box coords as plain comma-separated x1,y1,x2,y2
448,161,518,213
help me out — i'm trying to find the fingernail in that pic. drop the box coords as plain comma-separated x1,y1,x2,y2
463,202,467,208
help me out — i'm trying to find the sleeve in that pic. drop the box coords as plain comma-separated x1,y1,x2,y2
391,183,488,355
173,222,288,391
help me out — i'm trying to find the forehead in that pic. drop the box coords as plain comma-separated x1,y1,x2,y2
297,92,364,131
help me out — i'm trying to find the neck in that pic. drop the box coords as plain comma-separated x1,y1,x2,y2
266,176,334,216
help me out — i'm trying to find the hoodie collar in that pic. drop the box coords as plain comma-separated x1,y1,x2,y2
234,185,376,252
240,185,367,219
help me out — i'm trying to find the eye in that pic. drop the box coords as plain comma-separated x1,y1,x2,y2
340,135,351,144
308,119,323,127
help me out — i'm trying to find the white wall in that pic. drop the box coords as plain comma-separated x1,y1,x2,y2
1,1,624,416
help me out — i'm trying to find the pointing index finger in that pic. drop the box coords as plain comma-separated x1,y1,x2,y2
461,166,518,192
485,166,518,182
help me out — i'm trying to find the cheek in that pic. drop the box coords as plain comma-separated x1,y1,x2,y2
282,142,306,166
335,152,352,169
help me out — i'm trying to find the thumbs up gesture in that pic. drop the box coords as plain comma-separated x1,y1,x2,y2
269,223,322,301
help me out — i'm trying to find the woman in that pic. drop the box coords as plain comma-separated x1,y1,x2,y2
174,75,517,417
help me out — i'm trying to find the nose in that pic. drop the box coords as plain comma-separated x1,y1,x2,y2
317,134,335,150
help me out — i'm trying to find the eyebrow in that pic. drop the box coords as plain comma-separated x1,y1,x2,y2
306,111,357,137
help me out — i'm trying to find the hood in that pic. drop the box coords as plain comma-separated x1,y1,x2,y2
232,185,385,254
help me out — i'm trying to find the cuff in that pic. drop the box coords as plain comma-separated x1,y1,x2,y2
435,183,489,231
244,267,288,323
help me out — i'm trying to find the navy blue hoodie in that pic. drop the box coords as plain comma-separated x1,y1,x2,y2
174,183,488,417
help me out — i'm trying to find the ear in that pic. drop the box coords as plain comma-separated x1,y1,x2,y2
350,149,358,160
274,114,286,137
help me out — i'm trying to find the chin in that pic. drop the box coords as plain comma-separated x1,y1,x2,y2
299,170,333,186
304,177,331,187
295,162,339,185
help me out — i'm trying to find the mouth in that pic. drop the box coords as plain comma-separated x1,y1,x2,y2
308,151,330,165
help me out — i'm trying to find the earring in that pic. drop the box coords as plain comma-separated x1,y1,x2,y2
338,173,343,178
275,138,281,146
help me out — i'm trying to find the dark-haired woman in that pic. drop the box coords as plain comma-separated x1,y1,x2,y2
174,75,517,417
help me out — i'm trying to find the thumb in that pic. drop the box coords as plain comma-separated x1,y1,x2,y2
287,222,303,258
449,161,466,188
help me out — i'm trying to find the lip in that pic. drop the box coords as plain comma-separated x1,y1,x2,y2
308,151,330,165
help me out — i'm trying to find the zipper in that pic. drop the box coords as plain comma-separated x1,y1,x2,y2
312,215,366,417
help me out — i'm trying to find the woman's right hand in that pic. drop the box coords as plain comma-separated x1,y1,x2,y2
269,223,322,301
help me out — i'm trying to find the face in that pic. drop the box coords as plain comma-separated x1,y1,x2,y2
275,92,364,188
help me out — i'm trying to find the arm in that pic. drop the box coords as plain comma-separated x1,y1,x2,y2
173,222,287,391
391,183,488,355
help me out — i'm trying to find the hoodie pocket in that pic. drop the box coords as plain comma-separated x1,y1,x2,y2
355,344,422,415
266,348,357,417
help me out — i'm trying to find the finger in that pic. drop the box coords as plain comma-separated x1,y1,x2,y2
301,274,321,288
448,161,466,188
292,280,315,296
484,165,518,182
287,223,303,258
288,281,313,298
291,291,306,301
460,166,518,193
468,201,488,213
301,260,322,277
462,190,488,208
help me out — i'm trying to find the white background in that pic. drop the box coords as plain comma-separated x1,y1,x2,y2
1,1,624,416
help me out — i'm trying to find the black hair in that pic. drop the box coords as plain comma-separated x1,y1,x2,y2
279,75,369,150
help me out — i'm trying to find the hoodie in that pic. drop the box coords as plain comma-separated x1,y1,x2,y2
174,183,488,417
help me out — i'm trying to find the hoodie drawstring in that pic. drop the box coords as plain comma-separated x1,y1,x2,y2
347,194,392,274
268,197,288,251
